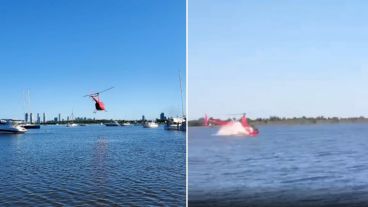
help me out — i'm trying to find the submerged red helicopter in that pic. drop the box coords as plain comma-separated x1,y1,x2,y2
84,87,114,112
204,113,259,136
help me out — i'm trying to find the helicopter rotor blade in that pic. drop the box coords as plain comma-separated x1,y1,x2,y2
83,93,98,97
83,87,114,97
97,86,114,94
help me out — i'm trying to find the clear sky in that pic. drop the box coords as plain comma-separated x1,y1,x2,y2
189,0,368,119
0,0,185,120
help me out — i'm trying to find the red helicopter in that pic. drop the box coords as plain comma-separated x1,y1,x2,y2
84,87,114,112
204,113,259,136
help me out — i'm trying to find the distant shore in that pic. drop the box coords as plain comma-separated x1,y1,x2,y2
188,116,368,127
41,119,167,125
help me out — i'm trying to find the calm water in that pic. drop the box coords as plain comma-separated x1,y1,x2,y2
0,125,185,206
189,124,368,207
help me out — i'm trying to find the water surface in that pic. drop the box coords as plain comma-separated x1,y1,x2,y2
189,124,368,206
0,125,185,206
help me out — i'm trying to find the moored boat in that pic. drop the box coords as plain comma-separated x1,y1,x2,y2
165,117,185,131
0,119,27,134
104,120,120,126
143,121,159,128
179,121,186,131
66,123,79,127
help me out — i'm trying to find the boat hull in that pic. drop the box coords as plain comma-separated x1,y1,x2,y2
22,124,41,129
143,123,159,128
164,124,181,130
0,129,26,134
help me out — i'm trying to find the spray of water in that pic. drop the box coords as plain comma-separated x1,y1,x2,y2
216,122,249,136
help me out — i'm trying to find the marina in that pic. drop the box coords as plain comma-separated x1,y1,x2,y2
0,0,186,205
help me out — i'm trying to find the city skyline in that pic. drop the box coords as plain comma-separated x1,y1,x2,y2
23,111,169,123
0,0,185,120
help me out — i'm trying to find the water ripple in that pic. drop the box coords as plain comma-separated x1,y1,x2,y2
189,124,368,206
0,125,185,206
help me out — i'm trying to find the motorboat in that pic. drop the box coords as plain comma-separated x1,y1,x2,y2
66,123,79,127
104,120,120,126
0,119,27,134
121,122,131,126
143,121,159,128
164,117,185,131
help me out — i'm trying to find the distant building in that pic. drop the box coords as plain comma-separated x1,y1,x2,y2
43,113,46,123
58,114,61,122
67,116,70,122
160,113,166,121
54,117,58,122
37,113,40,124
30,113,33,124
142,115,145,121
25,113,29,123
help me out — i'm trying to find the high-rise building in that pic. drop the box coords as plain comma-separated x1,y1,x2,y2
30,113,33,124
160,113,166,121
54,117,58,122
58,113,61,122
25,113,29,123
142,115,145,121
37,113,40,124
67,116,70,122
43,113,46,123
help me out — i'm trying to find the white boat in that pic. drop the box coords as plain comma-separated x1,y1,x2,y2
165,117,185,131
104,120,120,126
0,119,27,134
66,123,79,127
66,111,79,127
164,71,186,131
121,122,131,126
143,121,159,128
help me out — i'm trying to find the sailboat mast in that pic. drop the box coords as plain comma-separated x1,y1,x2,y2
179,70,184,117
27,89,31,114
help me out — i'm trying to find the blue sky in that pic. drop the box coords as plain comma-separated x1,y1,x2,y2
189,0,368,119
0,0,185,120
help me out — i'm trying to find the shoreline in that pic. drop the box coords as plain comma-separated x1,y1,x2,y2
188,117,368,127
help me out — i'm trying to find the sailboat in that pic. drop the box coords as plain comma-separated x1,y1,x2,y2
165,70,186,131
66,111,79,127
21,90,41,129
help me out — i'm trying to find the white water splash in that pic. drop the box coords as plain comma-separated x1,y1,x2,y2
216,122,251,136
